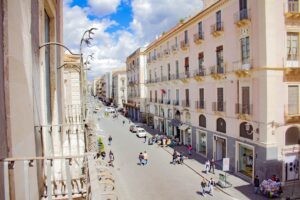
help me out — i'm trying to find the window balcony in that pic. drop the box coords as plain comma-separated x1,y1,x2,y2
195,100,205,110
193,68,206,81
171,45,178,53
285,1,300,19
285,104,300,123
233,59,253,78
234,9,251,27
182,100,190,108
212,101,226,112
193,32,204,44
173,100,180,106
180,40,189,50
210,64,225,80
284,67,300,82
235,103,253,119
210,22,224,37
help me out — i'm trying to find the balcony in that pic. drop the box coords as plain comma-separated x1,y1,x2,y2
234,9,251,27
193,32,204,44
164,49,170,57
173,100,180,106
178,71,191,83
212,101,226,113
210,22,224,37
285,104,300,124
180,40,189,51
195,100,205,110
65,104,83,123
193,68,206,82
164,99,171,105
182,100,190,108
233,59,253,78
285,1,300,20
284,67,300,82
210,64,225,80
236,103,253,120
171,45,178,53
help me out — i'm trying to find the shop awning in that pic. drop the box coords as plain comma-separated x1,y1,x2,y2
179,124,189,130
169,119,181,127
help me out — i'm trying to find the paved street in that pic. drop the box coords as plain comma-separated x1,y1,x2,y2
93,107,233,200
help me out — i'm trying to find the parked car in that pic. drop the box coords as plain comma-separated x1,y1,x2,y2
136,128,147,138
129,123,143,132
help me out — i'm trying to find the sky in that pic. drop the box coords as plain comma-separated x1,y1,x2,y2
63,0,204,80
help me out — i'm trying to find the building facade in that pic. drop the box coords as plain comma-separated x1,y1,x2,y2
125,48,147,122
144,0,300,183
112,67,127,108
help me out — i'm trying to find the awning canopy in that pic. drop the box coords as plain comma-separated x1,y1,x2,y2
169,119,181,127
179,124,190,130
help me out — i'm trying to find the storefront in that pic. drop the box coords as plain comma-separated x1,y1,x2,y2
196,129,207,157
213,135,227,161
179,124,192,145
169,119,180,137
236,142,254,179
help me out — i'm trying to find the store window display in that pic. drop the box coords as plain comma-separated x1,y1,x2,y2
238,144,253,178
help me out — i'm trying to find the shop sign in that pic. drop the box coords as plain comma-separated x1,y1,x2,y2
223,158,230,171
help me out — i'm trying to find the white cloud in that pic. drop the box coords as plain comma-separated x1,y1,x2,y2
63,0,204,80
88,0,121,17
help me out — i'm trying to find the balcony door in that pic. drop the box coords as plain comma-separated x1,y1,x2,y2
288,85,299,115
185,89,189,107
239,0,247,19
185,57,189,77
45,10,52,124
217,88,224,111
242,87,250,114
216,10,222,30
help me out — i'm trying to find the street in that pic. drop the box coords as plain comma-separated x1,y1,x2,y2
93,106,233,200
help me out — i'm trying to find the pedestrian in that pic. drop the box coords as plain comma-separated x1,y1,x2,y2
205,160,210,174
209,158,215,174
208,178,215,196
143,151,148,165
200,178,207,196
187,145,192,155
172,151,177,165
108,135,112,145
179,152,184,164
254,175,260,194
109,151,114,167
123,120,125,126
138,152,144,165
144,135,147,143
101,151,106,160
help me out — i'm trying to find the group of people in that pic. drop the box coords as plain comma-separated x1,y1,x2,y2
171,150,185,165
204,158,216,174
200,178,215,196
138,151,148,166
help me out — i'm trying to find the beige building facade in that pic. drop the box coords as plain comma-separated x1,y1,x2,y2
125,48,147,122
144,0,300,182
112,68,127,108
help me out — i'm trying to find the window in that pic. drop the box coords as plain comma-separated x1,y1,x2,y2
217,88,224,112
288,85,299,115
168,63,171,80
45,10,52,124
150,91,152,102
198,53,204,75
176,89,179,102
241,37,250,64
216,46,224,73
176,60,179,79
288,0,299,13
216,118,226,133
160,65,163,80
199,88,204,109
216,10,222,31
199,115,206,128
242,87,250,114
198,21,203,36
155,90,157,103
185,89,189,106
175,36,178,47
285,126,300,145
185,57,189,77
149,70,152,81
184,30,188,44
168,89,171,101
240,122,253,140
287,33,299,61
239,0,248,20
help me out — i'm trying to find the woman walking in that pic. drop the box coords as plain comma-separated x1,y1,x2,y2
201,178,207,196
138,152,144,165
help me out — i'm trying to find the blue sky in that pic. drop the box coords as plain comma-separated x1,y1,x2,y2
63,0,203,80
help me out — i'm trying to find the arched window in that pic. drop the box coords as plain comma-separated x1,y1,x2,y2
240,122,253,140
285,126,300,146
216,118,226,133
199,115,206,128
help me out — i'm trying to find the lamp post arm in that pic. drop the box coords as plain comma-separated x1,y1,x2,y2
39,42,80,56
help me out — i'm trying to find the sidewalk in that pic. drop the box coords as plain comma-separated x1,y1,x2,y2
139,123,300,200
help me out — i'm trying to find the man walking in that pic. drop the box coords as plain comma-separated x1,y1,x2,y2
108,135,112,145
143,151,148,165
109,151,115,167
254,175,260,194
209,158,215,174
138,152,144,165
